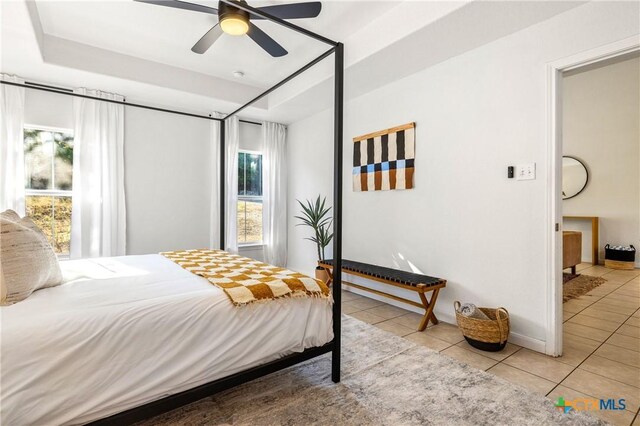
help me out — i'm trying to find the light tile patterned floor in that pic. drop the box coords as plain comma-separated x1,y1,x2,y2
341,263,640,426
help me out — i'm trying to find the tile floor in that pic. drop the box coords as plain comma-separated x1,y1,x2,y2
342,263,640,426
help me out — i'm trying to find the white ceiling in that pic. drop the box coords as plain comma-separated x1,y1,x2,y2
2,0,587,123
35,0,399,88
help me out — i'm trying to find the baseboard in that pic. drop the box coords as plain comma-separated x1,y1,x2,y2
509,333,547,353
343,286,548,354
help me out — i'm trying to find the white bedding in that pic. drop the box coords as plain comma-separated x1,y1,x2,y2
0,254,333,425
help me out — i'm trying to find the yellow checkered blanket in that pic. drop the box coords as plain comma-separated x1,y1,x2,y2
161,249,331,306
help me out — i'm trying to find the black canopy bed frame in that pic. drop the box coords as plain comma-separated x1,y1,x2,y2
1,1,343,423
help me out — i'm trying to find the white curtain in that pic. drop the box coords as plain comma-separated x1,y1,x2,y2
224,116,240,253
262,121,287,266
70,88,126,259
209,112,224,249
0,74,26,216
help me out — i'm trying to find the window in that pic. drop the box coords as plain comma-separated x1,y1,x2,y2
237,151,263,244
24,127,74,255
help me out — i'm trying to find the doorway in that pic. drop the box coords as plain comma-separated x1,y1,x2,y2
547,37,640,357
546,38,640,425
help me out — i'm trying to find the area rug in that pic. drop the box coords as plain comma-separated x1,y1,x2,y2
138,316,602,426
563,273,606,302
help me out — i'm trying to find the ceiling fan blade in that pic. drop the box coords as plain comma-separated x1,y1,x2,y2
251,2,322,20
247,23,287,57
133,0,217,14
191,24,224,54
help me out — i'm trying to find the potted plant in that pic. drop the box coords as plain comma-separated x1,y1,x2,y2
295,195,333,283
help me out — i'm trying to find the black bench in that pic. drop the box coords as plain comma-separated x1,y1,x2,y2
319,259,446,332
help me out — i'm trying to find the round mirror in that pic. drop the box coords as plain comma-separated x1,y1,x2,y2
562,156,588,200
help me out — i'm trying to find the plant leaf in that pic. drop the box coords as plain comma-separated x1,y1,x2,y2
296,195,333,257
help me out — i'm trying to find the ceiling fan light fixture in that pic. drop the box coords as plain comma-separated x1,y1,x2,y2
218,1,250,36
220,13,249,35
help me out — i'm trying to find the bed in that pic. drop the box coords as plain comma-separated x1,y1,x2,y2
1,3,344,423
1,254,333,425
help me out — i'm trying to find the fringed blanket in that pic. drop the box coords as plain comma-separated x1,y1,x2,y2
161,249,331,306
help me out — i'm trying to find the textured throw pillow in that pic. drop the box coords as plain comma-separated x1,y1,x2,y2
0,210,63,305
0,209,20,222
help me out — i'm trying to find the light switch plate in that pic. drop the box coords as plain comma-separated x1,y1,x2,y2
516,163,536,180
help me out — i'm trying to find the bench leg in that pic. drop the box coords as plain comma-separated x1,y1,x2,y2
418,288,440,332
322,266,334,287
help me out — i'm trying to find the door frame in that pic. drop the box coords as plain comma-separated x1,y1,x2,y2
545,36,640,356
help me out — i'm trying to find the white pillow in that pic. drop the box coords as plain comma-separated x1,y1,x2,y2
0,210,63,305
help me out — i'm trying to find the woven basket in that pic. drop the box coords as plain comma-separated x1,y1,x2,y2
454,301,510,352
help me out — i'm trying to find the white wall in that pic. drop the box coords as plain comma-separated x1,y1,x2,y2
562,55,640,265
286,1,640,349
124,108,213,254
288,114,335,269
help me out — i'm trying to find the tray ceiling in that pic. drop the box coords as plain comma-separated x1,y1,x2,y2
3,1,587,123
34,0,398,89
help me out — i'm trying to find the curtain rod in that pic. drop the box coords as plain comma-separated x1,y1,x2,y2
1,80,224,122
1,81,270,126
239,119,262,126
26,81,74,93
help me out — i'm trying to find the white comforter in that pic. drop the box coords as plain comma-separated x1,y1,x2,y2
0,255,333,425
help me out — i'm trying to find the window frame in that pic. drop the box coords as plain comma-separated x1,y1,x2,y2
24,124,74,257
237,149,263,247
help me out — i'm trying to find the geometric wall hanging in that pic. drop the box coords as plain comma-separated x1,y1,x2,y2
352,122,415,191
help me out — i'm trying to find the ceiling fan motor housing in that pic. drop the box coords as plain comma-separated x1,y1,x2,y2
218,0,250,26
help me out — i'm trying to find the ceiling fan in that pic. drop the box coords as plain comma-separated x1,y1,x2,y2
134,0,322,57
